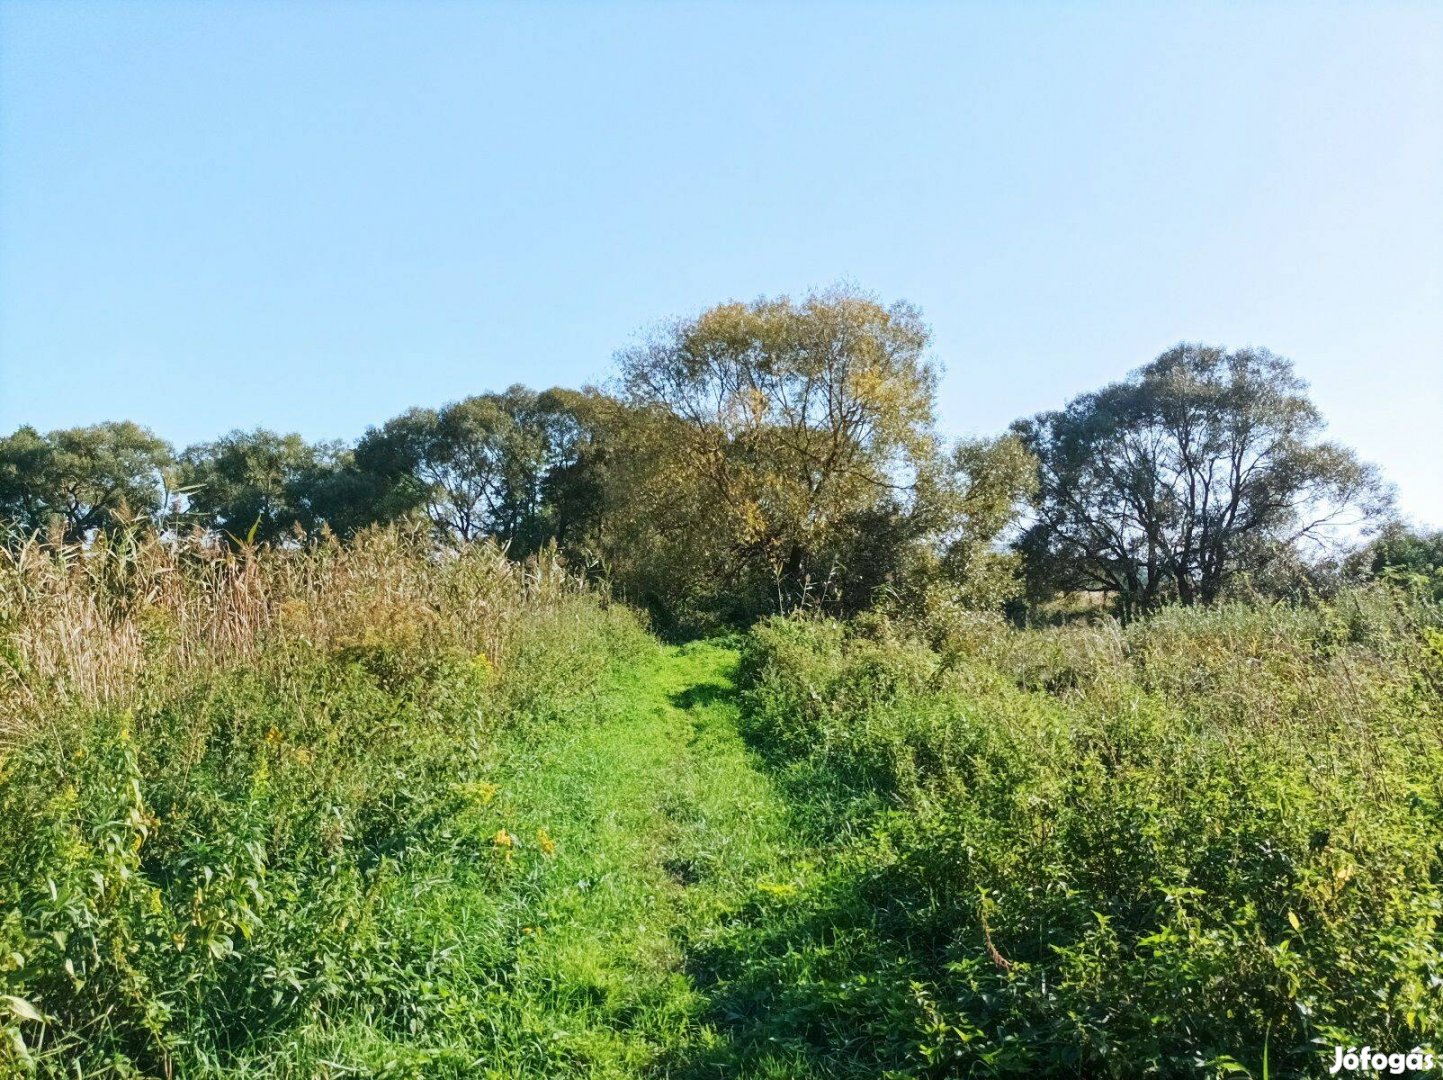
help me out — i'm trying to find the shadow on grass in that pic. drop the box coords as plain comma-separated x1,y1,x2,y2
658,655,955,1077
660,863,947,1080
660,680,959,1077
670,681,733,711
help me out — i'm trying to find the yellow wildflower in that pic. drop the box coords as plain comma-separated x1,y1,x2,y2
453,780,499,806
536,827,556,857
492,828,515,862
755,880,799,900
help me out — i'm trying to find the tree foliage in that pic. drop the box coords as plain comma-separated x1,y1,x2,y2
0,308,1399,629
890,434,1040,619
616,288,942,625
350,386,588,553
0,422,173,543
1014,344,1391,616
178,429,345,545
1357,523,1443,599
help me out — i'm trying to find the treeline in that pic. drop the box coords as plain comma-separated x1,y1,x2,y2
2,288,1434,629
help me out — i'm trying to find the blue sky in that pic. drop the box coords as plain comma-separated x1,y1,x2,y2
1,1,1439,525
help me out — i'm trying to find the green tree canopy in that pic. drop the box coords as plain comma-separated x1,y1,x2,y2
178,429,345,545
351,385,591,553
617,287,940,623
912,434,1040,611
0,422,173,543
1357,523,1443,599
1013,343,1392,615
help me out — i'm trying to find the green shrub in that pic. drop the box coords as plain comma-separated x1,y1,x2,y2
0,529,647,1075
735,589,1443,1077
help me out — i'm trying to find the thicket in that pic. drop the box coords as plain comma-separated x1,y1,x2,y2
1,287,1435,1076
0,526,646,1075
2,290,1402,635
734,587,1443,1077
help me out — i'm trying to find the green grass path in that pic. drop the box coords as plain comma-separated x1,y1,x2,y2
465,639,819,1079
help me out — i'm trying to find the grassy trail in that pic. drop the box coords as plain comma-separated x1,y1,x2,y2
463,639,819,1079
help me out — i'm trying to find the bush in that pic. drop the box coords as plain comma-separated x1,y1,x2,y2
735,588,1443,1077
0,528,646,1074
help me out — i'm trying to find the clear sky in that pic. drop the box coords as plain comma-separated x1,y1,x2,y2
1,1,1439,525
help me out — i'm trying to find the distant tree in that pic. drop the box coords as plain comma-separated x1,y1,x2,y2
529,387,617,555
178,429,345,544
352,400,505,543
351,385,587,551
1356,523,1443,599
1014,344,1392,616
796,434,1037,619
618,287,939,622
563,397,746,629
489,387,581,554
923,434,1040,610
0,422,173,543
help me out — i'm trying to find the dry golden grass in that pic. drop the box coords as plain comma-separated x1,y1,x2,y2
0,524,589,746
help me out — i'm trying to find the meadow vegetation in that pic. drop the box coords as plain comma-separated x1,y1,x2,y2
731,587,1443,1076
0,527,652,1074
2,289,1440,1076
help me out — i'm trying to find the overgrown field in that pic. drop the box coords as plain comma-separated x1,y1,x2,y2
1,531,1440,1077
732,590,1443,1076
0,529,655,1075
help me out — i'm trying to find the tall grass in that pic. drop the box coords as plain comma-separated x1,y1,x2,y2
736,589,1443,1077
0,527,646,1075
0,525,607,742
6,523,1440,1077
